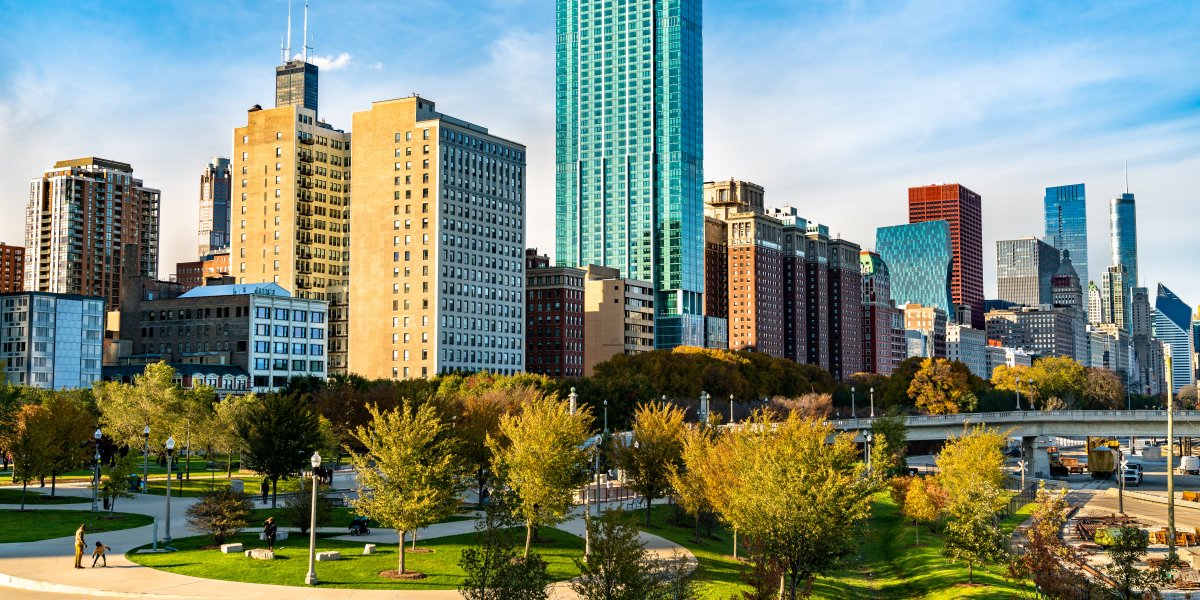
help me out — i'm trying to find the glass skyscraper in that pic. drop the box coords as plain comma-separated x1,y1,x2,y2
1153,283,1195,393
1044,184,1088,286
1110,192,1138,287
555,0,705,348
875,221,954,319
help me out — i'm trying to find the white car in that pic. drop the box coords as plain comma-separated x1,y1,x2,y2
1122,468,1142,486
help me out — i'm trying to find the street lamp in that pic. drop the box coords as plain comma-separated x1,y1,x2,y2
851,387,856,419
869,387,875,419
91,428,102,517
568,387,577,415
603,399,608,433
142,425,150,493
305,452,321,585
1118,450,1127,515
865,432,873,474
584,434,601,557
700,391,710,425
729,394,734,424
164,436,175,544
1016,377,1023,411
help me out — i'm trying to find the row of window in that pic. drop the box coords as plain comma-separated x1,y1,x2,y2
253,307,325,322
252,358,325,372
252,324,326,339
252,341,325,355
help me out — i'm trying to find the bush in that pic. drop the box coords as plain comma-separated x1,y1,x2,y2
281,479,334,533
185,489,253,545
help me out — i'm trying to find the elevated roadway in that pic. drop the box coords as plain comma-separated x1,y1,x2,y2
830,410,1200,442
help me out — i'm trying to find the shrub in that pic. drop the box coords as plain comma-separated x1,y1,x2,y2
281,479,335,533
185,489,253,545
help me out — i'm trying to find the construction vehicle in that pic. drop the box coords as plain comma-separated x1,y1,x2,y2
1086,437,1120,480
1047,446,1086,476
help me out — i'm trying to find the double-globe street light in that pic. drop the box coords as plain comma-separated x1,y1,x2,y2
164,436,176,544
306,451,321,585
142,425,150,493
91,428,102,517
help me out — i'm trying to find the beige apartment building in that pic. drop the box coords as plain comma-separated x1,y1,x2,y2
348,96,526,379
230,102,351,374
583,265,654,375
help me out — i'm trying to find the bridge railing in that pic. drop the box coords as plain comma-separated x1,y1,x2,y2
830,409,1200,430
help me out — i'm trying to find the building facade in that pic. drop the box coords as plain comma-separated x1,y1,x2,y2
0,292,104,389
0,243,24,293
555,0,705,348
860,251,903,376
1099,265,1130,332
175,252,232,291
1154,283,1195,393
908,184,985,329
525,249,584,378
826,238,863,379
875,221,954,318
24,158,160,311
996,237,1060,307
947,323,988,379
985,343,1033,378
113,282,327,392
1044,184,1088,285
349,96,526,379
583,265,655,375
102,364,250,397
985,305,1079,360
198,157,232,257
904,304,947,359
1110,192,1139,289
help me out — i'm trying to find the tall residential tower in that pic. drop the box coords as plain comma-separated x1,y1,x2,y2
198,157,232,257
1044,184,1088,284
555,0,707,348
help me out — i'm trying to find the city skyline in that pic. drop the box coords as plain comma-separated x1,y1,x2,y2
1,1,1198,303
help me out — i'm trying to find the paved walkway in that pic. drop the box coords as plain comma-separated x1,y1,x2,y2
0,481,692,599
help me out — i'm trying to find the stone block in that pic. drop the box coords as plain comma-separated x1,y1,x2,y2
363,544,376,555
315,551,341,562
229,479,244,494
245,548,275,560
259,530,288,541
220,543,243,554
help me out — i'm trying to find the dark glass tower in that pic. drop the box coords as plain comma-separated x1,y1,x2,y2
1043,184,1088,286
276,60,319,115
555,0,705,348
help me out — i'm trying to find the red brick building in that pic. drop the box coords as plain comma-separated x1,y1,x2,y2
0,243,24,293
524,249,585,377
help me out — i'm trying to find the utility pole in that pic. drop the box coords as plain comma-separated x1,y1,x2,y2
1167,352,1176,557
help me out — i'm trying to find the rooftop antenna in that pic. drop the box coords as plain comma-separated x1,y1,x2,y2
1125,160,1129,194
285,0,293,62
302,0,310,63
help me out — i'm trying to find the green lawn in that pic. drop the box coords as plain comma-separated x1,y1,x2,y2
0,488,90,505
0,509,154,543
245,507,475,531
142,473,306,498
633,496,1035,600
127,527,584,590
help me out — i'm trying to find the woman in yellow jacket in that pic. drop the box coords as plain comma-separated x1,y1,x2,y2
73,524,87,569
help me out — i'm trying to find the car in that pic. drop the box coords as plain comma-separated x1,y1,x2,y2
1122,468,1142,486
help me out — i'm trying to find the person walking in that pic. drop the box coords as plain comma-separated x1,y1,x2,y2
260,478,269,504
73,524,86,569
91,541,112,567
263,516,277,552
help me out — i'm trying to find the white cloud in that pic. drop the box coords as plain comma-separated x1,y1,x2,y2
294,52,352,71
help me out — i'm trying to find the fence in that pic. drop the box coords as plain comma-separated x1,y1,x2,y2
1000,479,1037,519
574,481,639,506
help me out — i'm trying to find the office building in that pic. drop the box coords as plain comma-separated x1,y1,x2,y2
904,304,947,359
1089,324,1132,382
583,265,655,375
1088,281,1104,325
1099,265,1130,331
908,184,985,329
555,0,705,349
861,251,903,376
0,292,104,389
875,221,954,318
175,252,232,291
985,305,1078,360
766,206,811,364
826,238,863,379
113,282,327,392
349,96,526,379
947,323,988,379
1051,251,1088,364
525,249,584,378
1044,184,1088,285
231,49,350,373
1110,192,1139,289
985,343,1033,378
198,157,232,257
1154,283,1195,393
996,237,1060,307
0,243,24,293
24,158,160,311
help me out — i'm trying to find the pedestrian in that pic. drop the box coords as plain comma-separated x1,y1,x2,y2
263,516,277,552
91,541,112,567
260,478,269,504
73,524,86,569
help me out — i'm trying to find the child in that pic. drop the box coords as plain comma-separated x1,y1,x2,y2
91,541,112,567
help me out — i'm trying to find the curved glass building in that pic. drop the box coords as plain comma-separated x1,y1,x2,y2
875,221,954,320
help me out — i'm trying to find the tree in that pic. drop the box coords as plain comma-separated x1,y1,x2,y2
94,362,189,451
459,501,550,600
1027,356,1087,410
349,401,465,576
1010,484,1093,598
184,489,253,545
281,477,334,533
907,358,974,414
235,393,323,508
488,392,592,557
723,413,876,599
1102,525,1161,600
936,426,1009,584
41,391,96,496
210,393,254,476
869,409,909,478
902,476,942,544
571,511,689,600
3,403,53,510
615,402,685,526
99,454,138,514
1086,368,1125,409
454,385,531,508
769,393,833,419
667,425,719,543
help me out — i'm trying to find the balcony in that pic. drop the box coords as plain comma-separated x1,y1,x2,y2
299,135,314,145
299,178,313,189
298,153,314,163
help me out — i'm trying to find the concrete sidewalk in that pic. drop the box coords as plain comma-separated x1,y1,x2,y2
0,481,693,599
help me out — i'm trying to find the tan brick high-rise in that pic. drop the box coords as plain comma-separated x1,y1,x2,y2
349,96,526,379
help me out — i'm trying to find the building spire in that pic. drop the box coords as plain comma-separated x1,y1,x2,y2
1125,160,1129,194
285,0,293,63
302,0,310,63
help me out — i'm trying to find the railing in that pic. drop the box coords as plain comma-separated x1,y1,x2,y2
573,480,639,506
832,410,1200,430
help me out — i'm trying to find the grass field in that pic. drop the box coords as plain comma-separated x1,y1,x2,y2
127,527,584,590
0,509,154,543
0,488,90,505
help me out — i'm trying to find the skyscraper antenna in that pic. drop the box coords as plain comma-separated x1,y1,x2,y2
1125,160,1129,194
302,0,310,63
285,0,293,62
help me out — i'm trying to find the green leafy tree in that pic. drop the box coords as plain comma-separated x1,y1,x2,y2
458,501,550,600
903,476,941,544
1086,368,1125,409
211,393,255,476
570,511,675,600
99,454,138,514
936,426,1009,584
453,385,531,507
281,477,334,533
41,391,96,496
907,358,975,414
184,489,254,545
488,392,592,557
941,485,1009,584
869,409,909,478
615,402,685,526
667,425,720,544
1102,525,1161,600
235,393,323,508
349,401,466,576
3,403,53,509
94,362,189,450
1027,356,1088,409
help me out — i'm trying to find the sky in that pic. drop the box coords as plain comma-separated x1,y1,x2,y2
1,0,1198,308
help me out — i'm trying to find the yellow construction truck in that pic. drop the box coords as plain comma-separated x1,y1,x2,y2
1048,438,1119,479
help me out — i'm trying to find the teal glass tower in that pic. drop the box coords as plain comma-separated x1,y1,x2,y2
555,0,705,348
1110,192,1138,287
875,221,955,319
1044,184,1088,285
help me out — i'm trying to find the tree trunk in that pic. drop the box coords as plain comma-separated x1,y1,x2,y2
398,530,407,574
226,453,232,478
693,513,701,543
20,481,27,511
732,527,739,560
271,477,278,509
645,495,653,526
968,563,973,584
412,529,417,550
477,467,486,509
51,473,56,497
915,522,919,545
524,522,533,558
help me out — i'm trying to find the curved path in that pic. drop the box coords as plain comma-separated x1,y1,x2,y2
0,479,693,599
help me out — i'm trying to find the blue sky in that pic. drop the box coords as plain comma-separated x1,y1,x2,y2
1,0,1197,308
